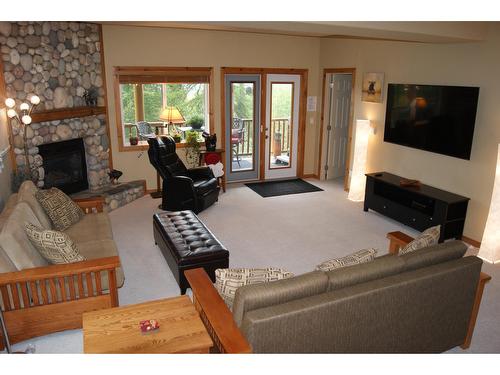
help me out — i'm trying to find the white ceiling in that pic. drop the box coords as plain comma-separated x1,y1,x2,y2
103,21,492,43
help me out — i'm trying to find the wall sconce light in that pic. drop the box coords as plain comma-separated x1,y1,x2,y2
4,95,40,178
477,144,500,264
348,119,372,202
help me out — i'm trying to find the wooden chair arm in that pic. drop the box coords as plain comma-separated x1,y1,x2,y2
184,268,252,354
0,256,121,346
387,231,415,255
0,256,120,285
73,196,104,214
461,272,491,349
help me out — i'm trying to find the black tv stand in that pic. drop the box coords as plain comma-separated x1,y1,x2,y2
364,172,469,242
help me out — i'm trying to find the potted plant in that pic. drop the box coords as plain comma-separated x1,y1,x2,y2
129,125,139,146
172,134,182,143
187,115,204,130
184,131,201,168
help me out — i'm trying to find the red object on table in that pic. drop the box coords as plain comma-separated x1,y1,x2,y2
140,319,160,333
204,152,221,165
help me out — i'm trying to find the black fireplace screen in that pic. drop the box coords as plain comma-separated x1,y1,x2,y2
38,138,89,194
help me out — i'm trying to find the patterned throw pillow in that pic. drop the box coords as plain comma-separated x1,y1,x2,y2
35,188,84,231
215,268,294,310
399,225,441,255
25,222,85,264
315,248,378,272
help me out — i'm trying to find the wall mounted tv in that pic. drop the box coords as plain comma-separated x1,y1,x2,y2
384,83,480,160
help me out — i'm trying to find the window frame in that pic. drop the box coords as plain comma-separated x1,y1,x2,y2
113,66,214,152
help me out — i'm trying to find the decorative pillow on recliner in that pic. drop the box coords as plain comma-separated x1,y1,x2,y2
25,223,85,264
215,268,294,310
399,225,441,255
35,188,84,231
315,248,378,272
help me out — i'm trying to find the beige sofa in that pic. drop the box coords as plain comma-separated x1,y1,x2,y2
186,235,490,353
0,181,124,347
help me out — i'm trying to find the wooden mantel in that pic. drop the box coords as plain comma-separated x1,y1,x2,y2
30,106,107,123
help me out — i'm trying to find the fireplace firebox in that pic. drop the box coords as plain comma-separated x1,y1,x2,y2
38,138,89,194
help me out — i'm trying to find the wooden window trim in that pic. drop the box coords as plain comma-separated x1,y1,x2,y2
114,67,214,152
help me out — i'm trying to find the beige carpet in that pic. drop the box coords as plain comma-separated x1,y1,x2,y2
10,178,500,353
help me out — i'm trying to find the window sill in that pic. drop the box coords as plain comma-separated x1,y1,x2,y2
119,140,205,152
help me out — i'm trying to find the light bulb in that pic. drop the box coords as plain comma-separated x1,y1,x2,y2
20,102,30,111
21,115,32,125
7,109,17,118
5,98,15,108
30,95,40,105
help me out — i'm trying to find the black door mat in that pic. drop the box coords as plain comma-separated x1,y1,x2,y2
245,178,323,198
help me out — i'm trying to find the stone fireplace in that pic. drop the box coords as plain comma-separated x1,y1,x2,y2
1,21,145,211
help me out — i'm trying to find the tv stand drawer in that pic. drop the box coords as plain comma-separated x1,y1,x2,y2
368,195,432,231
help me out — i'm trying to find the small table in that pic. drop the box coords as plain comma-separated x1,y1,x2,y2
82,296,213,354
199,149,226,192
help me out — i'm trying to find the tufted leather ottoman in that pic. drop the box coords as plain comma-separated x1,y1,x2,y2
153,210,229,294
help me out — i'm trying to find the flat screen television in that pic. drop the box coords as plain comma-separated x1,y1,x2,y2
384,83,480,160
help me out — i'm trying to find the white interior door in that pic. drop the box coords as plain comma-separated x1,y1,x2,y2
264,74,300,180
323,73,352,180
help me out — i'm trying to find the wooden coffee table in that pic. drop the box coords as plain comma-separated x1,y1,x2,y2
83,296,213,353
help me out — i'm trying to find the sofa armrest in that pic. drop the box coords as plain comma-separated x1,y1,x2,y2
187,166,214,181
73,196,104,214
184,268,252,354
164,176,197,203
387,231,415,255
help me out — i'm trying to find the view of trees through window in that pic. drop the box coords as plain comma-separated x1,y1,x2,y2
230,82,292,121
120,82,208,144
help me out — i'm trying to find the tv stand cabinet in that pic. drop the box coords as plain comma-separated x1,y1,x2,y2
364,172,469,242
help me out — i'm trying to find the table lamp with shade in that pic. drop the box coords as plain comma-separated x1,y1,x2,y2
159,106,185,137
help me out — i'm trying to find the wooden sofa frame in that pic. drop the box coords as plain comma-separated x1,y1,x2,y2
185,231,492,353
0,196,121,349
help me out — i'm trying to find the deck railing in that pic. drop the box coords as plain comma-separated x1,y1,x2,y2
123,118,291,154
237,118,290,156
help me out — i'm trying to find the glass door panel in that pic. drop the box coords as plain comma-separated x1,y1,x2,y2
269,83,293,169
225,74,261,182
230,82,255,173
264,74,300,180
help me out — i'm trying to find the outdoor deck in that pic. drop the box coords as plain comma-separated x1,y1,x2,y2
231,118,291,172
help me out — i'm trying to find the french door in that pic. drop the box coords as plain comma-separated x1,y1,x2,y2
224,71,302,183
264,74,300,180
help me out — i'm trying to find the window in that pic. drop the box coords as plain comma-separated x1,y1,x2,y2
114,67,213,150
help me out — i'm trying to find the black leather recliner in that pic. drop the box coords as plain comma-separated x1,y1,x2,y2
147,136,220,213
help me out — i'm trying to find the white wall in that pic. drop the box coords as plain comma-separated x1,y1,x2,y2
320,24,500,241
102,25,321,190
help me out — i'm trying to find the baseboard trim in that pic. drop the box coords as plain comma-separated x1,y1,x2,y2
462,236,481,248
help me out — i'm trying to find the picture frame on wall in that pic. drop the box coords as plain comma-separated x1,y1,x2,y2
362,72,384,103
